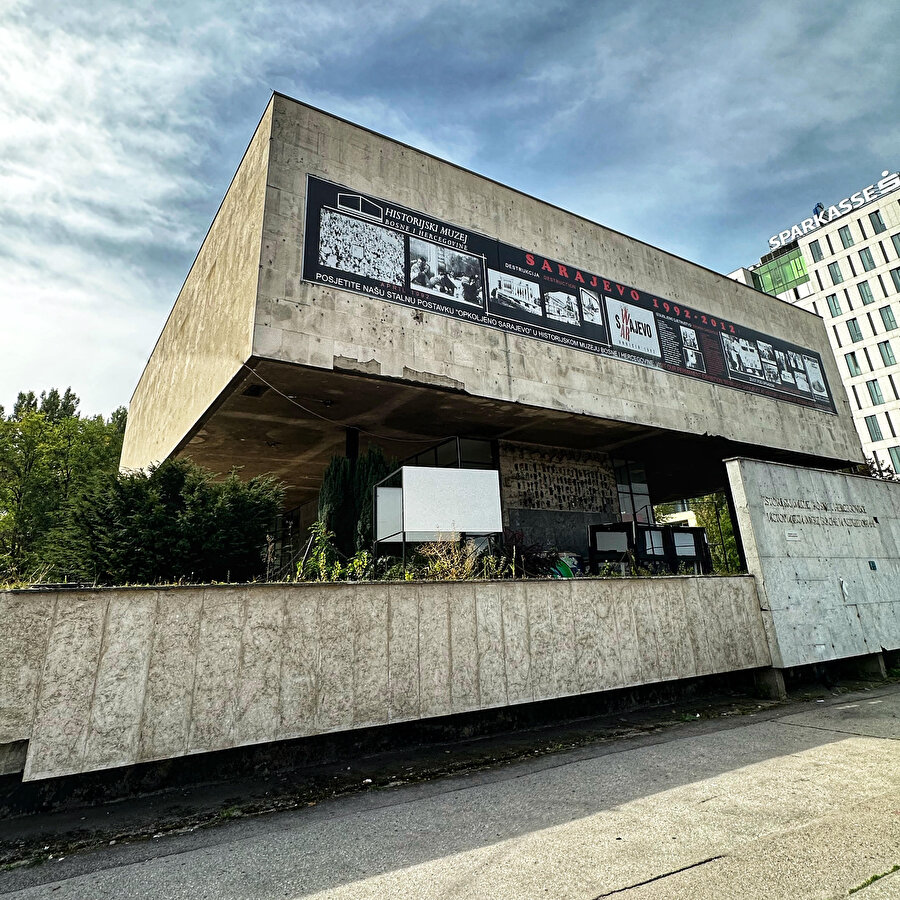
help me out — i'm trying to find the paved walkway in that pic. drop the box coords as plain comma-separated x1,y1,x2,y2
2,684,899,899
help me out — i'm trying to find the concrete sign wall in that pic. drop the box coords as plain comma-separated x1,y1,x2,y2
727,457,900,668
1,577,768,781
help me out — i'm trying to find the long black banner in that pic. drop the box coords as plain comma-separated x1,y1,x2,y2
301,176,836,414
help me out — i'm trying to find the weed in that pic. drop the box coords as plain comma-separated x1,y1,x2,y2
848,864,900,895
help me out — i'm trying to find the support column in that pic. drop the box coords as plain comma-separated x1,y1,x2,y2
843,651,887,681
754,667,787,701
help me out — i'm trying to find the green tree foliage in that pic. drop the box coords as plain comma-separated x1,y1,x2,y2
53,458,284,585
656,492,742,574
0,388,126,582
317,446,393,557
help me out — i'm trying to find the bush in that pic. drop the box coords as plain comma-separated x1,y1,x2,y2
50,458,284,584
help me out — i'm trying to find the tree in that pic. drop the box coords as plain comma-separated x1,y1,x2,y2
317,446,394,558
0,388,126,582
51,458,284,585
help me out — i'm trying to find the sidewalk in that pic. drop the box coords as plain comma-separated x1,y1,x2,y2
2,682,899,899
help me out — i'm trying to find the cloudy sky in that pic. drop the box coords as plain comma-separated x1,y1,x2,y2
1,0,898,416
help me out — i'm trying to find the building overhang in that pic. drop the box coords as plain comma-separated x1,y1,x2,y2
172,358,857,509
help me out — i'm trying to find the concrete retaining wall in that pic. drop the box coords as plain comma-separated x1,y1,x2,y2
727,457,900,668
1,577,769,782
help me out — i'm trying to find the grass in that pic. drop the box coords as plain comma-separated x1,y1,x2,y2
848,863,900,895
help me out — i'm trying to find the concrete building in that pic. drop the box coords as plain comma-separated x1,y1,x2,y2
122,93,863,557
730,169,900,473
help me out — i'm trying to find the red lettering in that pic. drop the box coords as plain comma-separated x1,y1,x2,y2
558,264,569,278
574,270,585,283
603,280,611,292
590,276,598,287
541,259,553,272
525,253,535,266
616,283,626,296
630,289,640,301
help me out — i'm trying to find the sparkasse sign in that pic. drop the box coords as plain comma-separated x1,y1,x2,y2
768,169,900,250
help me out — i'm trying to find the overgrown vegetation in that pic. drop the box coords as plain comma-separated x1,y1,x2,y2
317,446,394,558
0,387,283,587
52,458,284,585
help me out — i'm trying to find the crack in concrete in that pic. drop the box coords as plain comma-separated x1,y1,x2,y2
589,856,726,897
777,721,899,740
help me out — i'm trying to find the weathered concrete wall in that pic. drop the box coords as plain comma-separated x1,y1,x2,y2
255,94,861,465
498,442,617,554
727,457,900,668
119,100,273,471
1,577,768,781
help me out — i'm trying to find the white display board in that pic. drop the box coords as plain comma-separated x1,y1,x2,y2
375,487,403,541
401,467,502,536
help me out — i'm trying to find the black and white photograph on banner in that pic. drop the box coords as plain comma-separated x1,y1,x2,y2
409,237,484,307
544,290,581,326
722,334,764,378
683,347,706,373
318,209,404,285
775,349,795,384
757,341,776,365
680,326,699,350
788,350,805,371
804,356,829,398
580,288,605,327
763,361,780,383
795,369,811,392
488,270,542,316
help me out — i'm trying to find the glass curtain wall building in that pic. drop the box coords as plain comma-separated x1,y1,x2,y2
731,175,900,472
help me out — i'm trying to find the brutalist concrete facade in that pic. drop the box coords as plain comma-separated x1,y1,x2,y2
122,93,863,533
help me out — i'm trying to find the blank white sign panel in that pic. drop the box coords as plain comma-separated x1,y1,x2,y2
401,467,502,534
375,487,403,541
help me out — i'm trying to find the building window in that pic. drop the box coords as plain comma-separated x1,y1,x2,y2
859,247,876,271
892,233,900,258
845,351,862,376
878,340,896,366
828,261,844,285
879,274,889,297
825,294,842,317
838,225,854,248
858,280,875,305
826,234,835,255
889,446,900,472
810,239,823,262
881,306,898,330
887,411,897,438
847,318,863,342
892,268,900,293
890,373,900,399
749,248,809,295
865,414,883,442
867,379,885,405
858,219,868,239
863,346,874,369
869,210,887,234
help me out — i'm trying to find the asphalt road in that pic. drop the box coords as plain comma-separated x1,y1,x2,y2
2,684,899,900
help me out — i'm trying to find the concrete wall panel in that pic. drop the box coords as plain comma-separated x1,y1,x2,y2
4,577,768,781
120,100,273,471
0,592,55,745
728,457,900,668
23,594,108,780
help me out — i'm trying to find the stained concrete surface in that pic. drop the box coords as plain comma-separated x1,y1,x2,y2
1,683,897,900
4,577,768,782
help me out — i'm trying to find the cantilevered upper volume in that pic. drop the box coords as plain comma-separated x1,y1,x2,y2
122,92,862,519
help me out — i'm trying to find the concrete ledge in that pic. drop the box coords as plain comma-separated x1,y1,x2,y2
1,577,769,781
